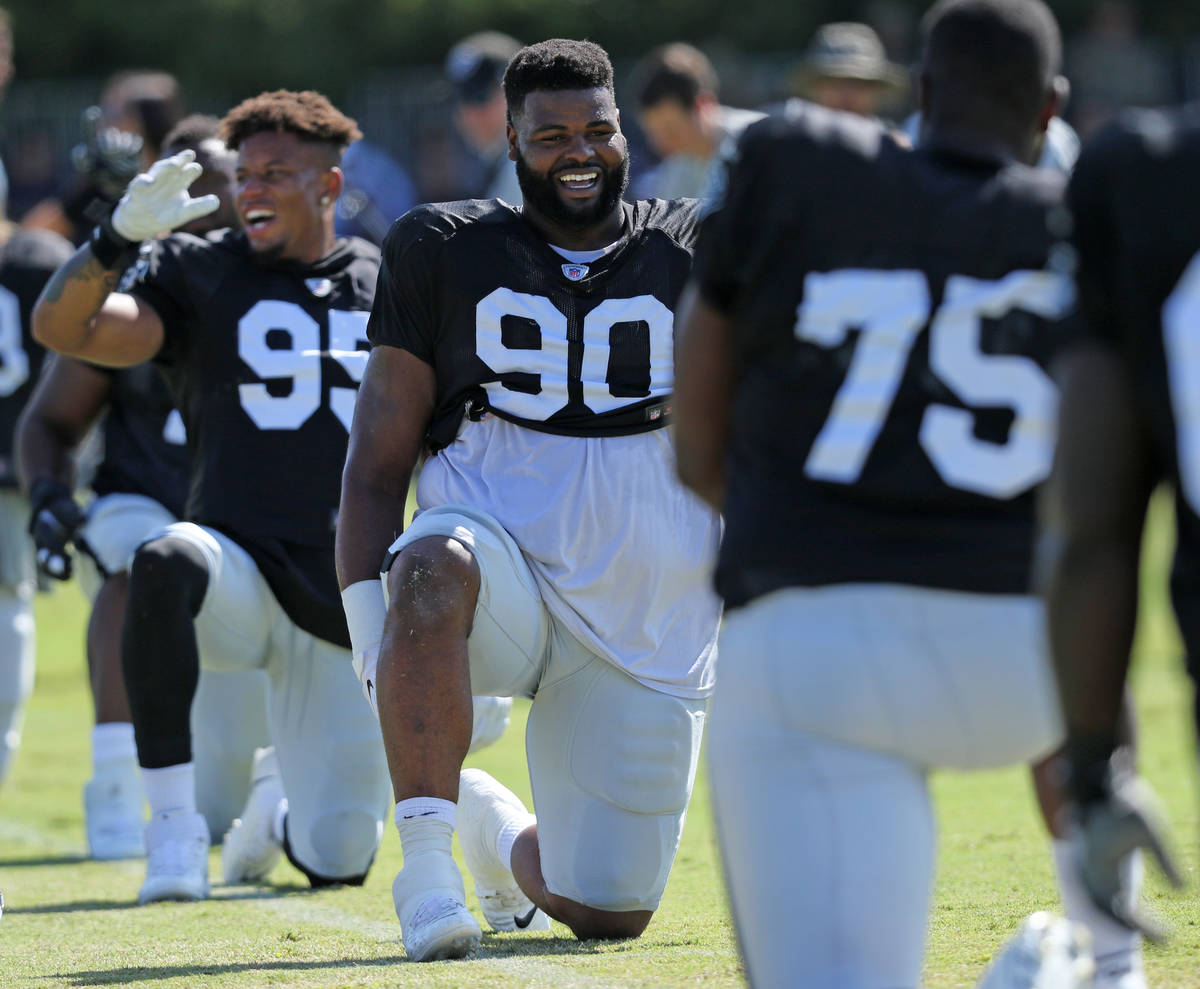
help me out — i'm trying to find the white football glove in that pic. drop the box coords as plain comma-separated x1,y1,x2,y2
351,642,380,719
110,149,220,242
1072,773,1183,943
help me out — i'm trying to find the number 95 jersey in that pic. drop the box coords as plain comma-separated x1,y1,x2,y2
128,230,378,553
695,103,1074,607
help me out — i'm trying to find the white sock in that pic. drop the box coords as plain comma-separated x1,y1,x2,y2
142,763,197,819
496,811,535,872
92,722,137,772
395,797,456,861
1052,838,1143,971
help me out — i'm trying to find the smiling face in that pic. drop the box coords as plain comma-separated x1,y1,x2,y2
234,130,340,263
508,87,629,248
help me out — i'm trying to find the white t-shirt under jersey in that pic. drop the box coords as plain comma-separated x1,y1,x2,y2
416,415,722,699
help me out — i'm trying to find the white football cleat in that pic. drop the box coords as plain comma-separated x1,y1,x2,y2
138,811,210,903
221,746,285,883
458,768,550,933
392,850,481,962
978,912,1095,989
84,763,145,860
467,695,512,754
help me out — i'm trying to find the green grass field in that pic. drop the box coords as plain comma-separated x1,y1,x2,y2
1,495,1197,988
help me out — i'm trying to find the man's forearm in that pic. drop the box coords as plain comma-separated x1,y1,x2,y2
335,475,413,591
16,416,77,493
1046,531,1140,755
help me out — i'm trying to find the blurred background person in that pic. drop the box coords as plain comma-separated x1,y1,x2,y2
441,30,523,203
21,70,184,245
0,219,73,788
1066,1,1176,139
334,137,417,247
791,21,908,120
630,42,762,201
0,0,74,788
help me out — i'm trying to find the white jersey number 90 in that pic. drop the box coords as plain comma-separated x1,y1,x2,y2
475,287,674,421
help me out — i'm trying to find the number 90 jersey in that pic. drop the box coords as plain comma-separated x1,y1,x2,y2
128,230,378,646
694,103,1074,607
370,198,722,699
368,198,697,451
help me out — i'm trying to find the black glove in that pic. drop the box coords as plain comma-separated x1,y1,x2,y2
69,106,144,220
28,479,86,581
1067,747,1184,943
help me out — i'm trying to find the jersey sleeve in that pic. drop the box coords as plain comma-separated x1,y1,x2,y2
366,210,443,363
125,236,195,366
1066,129,1124,349
691,121,774,315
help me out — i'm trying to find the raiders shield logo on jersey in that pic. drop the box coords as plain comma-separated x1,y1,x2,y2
562,263,589,281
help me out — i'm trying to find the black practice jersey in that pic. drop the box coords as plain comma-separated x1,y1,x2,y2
368,198,698,449
129,229,378,647
1068,105,1200,675
0,229,74,485
695,103,1073,606
89,361,189,517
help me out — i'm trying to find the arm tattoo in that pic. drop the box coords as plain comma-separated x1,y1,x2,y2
40,252,121,306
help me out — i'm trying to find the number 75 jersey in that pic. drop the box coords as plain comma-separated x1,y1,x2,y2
129,230,379,548
693,104,1075,606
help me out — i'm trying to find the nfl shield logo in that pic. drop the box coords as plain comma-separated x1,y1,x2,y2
305,277,333,298
561,263,589,281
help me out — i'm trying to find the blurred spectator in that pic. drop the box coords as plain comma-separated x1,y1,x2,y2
22,70,184,244
0,5,18,218
335,137,416,246
792,22,908,120
97,70,184,168
442,30,522,203
1066,2,1175,138
630,42,763,200
5,128,58,223
160,114,238,233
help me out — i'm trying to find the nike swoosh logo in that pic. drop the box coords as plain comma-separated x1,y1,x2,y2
513,905,539,929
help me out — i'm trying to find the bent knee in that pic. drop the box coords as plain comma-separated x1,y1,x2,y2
129,536,209,613
566,906,653,941
290,807,382,881
385,536,479,631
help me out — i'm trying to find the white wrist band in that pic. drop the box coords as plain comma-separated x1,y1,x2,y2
341,578,387,657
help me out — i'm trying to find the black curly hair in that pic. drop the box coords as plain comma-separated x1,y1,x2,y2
503,39,615,122
219,90,361,162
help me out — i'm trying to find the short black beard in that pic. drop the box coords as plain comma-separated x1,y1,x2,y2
515,153,629,232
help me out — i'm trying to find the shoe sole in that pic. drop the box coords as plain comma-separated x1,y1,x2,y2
406,914,481,962
138,882,209,904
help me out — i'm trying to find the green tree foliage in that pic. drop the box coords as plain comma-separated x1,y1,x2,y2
3,0,1183,106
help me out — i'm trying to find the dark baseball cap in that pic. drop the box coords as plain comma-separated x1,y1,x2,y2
445,31,522,104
